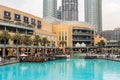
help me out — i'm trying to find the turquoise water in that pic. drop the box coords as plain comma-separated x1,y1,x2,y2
0,59,120,80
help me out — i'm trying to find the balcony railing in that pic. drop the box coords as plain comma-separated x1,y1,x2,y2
73,33,92,36
0,19,35,30
0,44,10,47
4,16,11,20
73,39,93,42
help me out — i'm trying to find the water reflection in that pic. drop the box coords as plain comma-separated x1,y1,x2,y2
0,59,120,80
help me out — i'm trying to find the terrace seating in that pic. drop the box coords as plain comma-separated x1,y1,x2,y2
20,55,49,62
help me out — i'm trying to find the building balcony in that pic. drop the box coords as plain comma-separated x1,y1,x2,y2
73,39,93,42
14,19,21,21
0,44,10,47
4,16,11,20
73,33,93,36
0,19,35,31
73,28,93,31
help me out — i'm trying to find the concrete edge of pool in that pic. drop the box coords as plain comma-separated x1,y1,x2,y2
0,57,120,66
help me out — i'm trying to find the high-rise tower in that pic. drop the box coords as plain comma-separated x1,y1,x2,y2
57,6,62,20
43,0,57,18
85,0,102,32
62,0,78,21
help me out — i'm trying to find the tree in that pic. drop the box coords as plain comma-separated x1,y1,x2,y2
59,40,66,47
97,40,106,53
41,37,49,54
12,33,21,60
21,34,32,54
0,30,10,58
59,40,66,52
33,35,41,54
97,40,106,48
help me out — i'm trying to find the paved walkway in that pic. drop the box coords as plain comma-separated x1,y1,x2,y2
0,60,19,66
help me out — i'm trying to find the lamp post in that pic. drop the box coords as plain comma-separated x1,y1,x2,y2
112,47,113,55
87,46,89,53
69,47,73,58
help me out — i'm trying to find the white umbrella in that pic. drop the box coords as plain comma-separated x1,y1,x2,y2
20,53,28,57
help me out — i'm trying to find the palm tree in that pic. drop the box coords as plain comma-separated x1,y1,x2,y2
0,30,10,58
97,40,106,53
97,40,106,48
12,33,21,60
41,37,49,54
59,40,66,52
33,35,41,54
21,34,32,54
59,40,66,47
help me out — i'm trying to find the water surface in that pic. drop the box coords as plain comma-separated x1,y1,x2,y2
0,59,120,80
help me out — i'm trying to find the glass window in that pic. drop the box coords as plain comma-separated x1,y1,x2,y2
4,11,11,20
37,20,42,29
65,36,67,40
31,18,36,25
24,16,29,23
14,14,21,21
59,36,61,40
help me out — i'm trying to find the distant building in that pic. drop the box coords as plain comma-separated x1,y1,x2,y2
84,0,102,32
99,28,120,41
43,0,57,18
62,0,78,21
106,40,119,48
57,6,62,20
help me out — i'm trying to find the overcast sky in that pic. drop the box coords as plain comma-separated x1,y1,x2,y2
0,0,120,30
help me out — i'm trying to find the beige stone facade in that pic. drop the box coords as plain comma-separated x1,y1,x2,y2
0,5,97,50
94,35,108,45
0,5,57,48
53,21,95,48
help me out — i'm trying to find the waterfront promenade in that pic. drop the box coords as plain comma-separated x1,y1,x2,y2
0,52,120,66
0,59,19,66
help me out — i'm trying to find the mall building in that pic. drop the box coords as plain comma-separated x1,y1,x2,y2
0,5,97,55
0,5,57,56
44,17,95,51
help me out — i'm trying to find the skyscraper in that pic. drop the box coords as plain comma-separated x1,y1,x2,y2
62,0,78,21
43,0,57,18
85,0,102,32
57,6,62,20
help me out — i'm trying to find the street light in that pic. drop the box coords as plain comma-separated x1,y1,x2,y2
87,47,89,53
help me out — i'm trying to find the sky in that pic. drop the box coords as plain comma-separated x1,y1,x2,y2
0,0,120,30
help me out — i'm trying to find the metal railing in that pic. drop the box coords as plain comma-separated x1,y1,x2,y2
0,19,35,30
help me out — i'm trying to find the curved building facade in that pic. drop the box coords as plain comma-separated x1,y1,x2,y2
0,5,57,53
53,21,95,49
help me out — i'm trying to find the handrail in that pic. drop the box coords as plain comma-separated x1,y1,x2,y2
0,19,35,28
